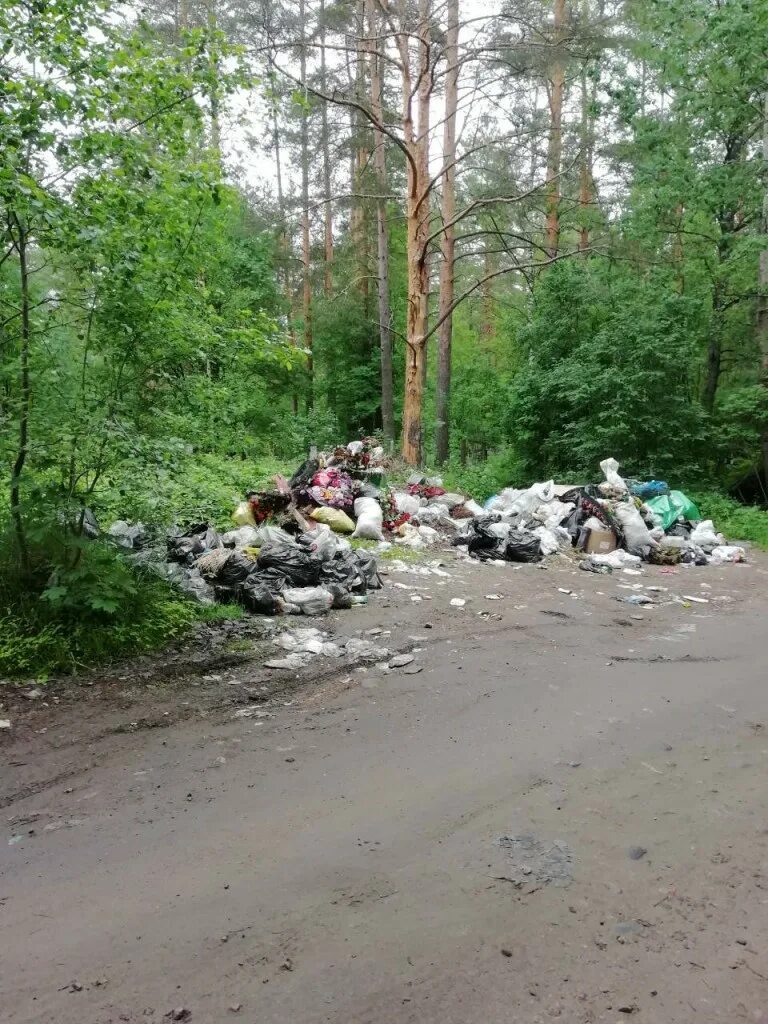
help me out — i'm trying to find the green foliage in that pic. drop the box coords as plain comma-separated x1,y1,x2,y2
507,262,710,481
691,492,768,551
0,522,232,679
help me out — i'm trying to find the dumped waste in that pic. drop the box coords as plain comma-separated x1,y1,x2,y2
108,445,745,617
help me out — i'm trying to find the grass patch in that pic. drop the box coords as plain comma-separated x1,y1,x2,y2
691,491,768,550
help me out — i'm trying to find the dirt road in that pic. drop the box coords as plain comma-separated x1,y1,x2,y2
2,551,768,1023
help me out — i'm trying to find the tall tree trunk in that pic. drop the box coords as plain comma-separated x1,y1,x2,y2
351,0,370,309
435,0,459,465
578,54,592,252
758,93,768,488
270,84,299,415
545,0,566,259
299,0,313,406
320,0,333,297
481,242,495,340
703,279,723,413
9,214,31,573
401,0,432,466
366,0,394,443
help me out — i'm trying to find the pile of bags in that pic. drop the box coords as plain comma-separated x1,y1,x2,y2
462,457,746,569
164,521,381,615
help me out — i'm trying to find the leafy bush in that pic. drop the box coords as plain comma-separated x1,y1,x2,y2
0,518,241,679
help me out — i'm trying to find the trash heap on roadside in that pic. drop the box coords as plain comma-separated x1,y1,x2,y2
109,445,746,618
460,457,746,572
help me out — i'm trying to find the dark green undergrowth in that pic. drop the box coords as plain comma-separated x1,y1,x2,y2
692,492,768,550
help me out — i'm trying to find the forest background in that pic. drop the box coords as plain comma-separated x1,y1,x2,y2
2,0,767,675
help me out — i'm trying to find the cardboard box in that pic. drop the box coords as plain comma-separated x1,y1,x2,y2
583,526,618,554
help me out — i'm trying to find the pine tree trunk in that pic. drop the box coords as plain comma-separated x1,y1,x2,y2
435,0,459,465
320,0,333,297
545,0,566,259
401,0,432,466
578,57,591,252
299,0,313,406
9,214,30,573
366,0,394,444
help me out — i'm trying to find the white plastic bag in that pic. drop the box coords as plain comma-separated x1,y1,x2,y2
397,522,425,548
222,525,261,549
351,496,385,541
430,492,465,509
709,544,746,564
613,502,657,555
599,457,628,492
281,586,334,615
416,503,457,531
533,525,570,556
691,520,724,551
590,549,642,569
462,499,485,517
417,524,440,545
302,524,339,561
393,491,423,516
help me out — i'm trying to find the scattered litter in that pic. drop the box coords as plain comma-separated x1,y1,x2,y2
620,594,654,605
484,594,503,600
0,720,11,730
233,706,272,719
682,595,709,604
450,598,466,607
344,638,390,660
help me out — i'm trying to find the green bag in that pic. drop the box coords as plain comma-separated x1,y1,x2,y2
646,490,701,530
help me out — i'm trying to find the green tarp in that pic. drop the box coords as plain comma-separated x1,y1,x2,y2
646,490,701,530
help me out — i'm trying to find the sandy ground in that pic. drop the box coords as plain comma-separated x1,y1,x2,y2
2,548,768,1024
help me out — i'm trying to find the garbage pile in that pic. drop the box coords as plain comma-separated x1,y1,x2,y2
460,457,746,570
109,446,745,618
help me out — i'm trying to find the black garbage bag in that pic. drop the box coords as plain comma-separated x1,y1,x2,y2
240,580,281,614
257,543,323,587
289,457,319,490
504,529,542,563
354,550,381,590
238,567,288,614
320,552,365,592
167,523,222,564
218,552,255,588
466,517,503,556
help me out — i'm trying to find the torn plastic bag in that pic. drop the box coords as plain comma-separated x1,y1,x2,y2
257,544,324,587
354,549,382,590
462,499,485,517
108,520,147,549
590,549,641,569
489,482,555,516
222,525,261,549
612,502,658,556
253,524,296,547
430,492,465,510
178,568,215,604
599,457,627,493
281,586,334,616
301,524,341,561
351,496,385,541
630,480,669,500
289,457,320,490
240,577,283,614
325,583,354,609
534,500,575,530
504,530,543,563
415,503,456,531
709,544,746,564
232,500,257,528
167,524,222,564
532,525,570,556
645,491,702,531
580,558,612,575
690,520,723,551
467,517,504,556
393,491,423,516
320,553,365,593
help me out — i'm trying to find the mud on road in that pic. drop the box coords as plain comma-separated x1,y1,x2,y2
2,549,768,1023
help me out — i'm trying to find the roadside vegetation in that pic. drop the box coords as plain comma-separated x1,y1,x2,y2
2,0,768,680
